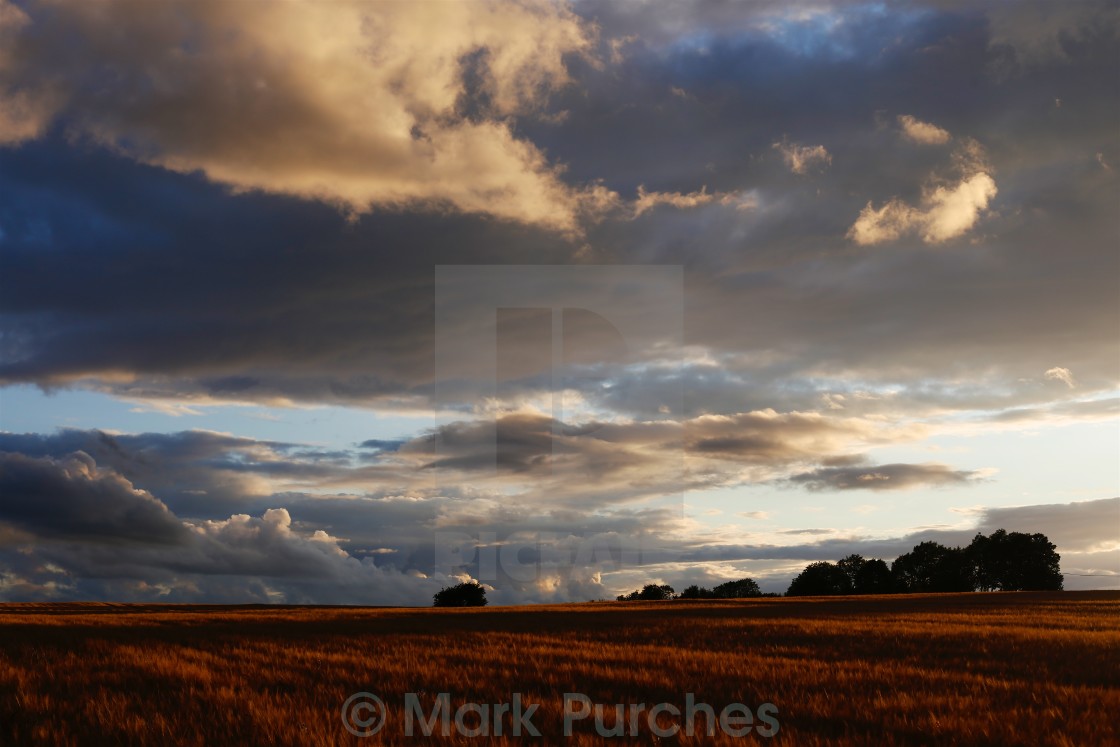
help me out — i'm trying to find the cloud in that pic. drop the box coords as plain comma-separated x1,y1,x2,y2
847,198,918,245
3,407,1106,596
0,449,460,604
403,407,929,504
772,140,832,174
0,0,614,232
1044,366,1077,388
848,140,998,245
632,185,757,216
977,498,1119,551
897,114,951,145
0,1,57,145
987,396,1117,424
0,432,1114,601
0,450,187,543
2,1,1117,417
976,498,1120,590
919,171,999,242
0,429,366,517
788,462,984,491
0,0,1118,604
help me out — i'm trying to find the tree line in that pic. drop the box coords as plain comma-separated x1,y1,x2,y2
612,529,1062,602
616,577,777,601
434,529,1062,606
787,529,1062,595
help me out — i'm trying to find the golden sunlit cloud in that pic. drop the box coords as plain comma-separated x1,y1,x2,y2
897,114,951,145
849,136,998,245
0,0,615,232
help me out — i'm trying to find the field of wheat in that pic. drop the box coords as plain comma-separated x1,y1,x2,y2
1,591,1117,745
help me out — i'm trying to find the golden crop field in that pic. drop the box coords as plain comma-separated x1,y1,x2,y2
1,591,1117,746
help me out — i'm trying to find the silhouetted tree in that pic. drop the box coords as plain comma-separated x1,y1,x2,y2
784,531,1061,598
967,529,1063,591
891,542,972,593
617,583,675,601
786,562,852,596
837,554,867,590
712,578,762,598
679,584,715,599
642,584,675,600
852,558,893,594
433,581,488,607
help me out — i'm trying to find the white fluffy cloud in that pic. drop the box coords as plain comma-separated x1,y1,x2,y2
898,114,951,145
0,0,615,232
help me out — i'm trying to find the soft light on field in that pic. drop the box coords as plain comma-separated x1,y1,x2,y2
2,592,1117,745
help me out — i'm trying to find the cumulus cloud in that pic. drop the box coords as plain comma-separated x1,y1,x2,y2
0,449,456,604
0,450,187,543
772,139,832,174
0,0,614,232
0,429,346,517
788,462,984,491
897,114,951,145
847,172,998,244
848,139,998,245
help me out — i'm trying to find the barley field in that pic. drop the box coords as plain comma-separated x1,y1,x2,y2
1,591,1117,745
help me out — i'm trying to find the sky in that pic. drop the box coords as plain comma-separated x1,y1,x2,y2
0,0,1117,604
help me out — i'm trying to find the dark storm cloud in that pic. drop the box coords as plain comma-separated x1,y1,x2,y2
0,1,1116,421
0,426,687,550
0,137,579,410
0,447,450,604
558,1,1119,402
0,437,676,603
0,450,186,543
0,428,321,517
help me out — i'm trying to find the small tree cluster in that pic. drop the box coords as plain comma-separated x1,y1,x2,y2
433,581,488,607
967,529,1064,591
785,529,1062,596
617,577,763,601
679,578,763,599
617,584,675,601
